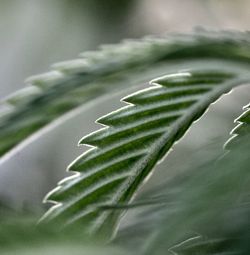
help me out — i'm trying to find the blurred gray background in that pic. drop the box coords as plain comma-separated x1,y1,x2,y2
0,0,249,213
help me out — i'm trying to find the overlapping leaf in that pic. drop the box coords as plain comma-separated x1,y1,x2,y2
1,30,250,159
0,215,127,255
121,104,250,255
168,106,250,255
225,103,250,150
42,65,250,239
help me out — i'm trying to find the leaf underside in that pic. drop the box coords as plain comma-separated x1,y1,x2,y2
155,104,250,255
177,104,250,255
114,104,250,255
42,66,250,237
1,30,250,159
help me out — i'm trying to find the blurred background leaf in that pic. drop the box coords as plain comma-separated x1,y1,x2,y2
0,0,249,243
115,132,250,254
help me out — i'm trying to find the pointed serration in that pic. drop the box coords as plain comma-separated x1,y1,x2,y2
232,123,250,136
122,86,212,105
237,107,250,123
45,175,129,224
0,105,15,120
80,71,234,147
52,59,92,74
80,37,160,70
47,153,144,202
5,86,42,106
26,71,66,89
80,121,170,148
79,51,105,60
42,68,243,233
71,132,160,172
244,103,250,109
1,30,250,160
95,101,195,127
151,71,234,87
171,237,230,255
80,74,209,147
226,134,249,150
231,106,250,136
225,103,250,150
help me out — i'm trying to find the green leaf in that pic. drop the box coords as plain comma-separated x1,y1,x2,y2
170,236,242,255
173,104,250,255
0,214,128,255
225,103,250,150
119,104,250,255
41,64,250,239
1,30,250,159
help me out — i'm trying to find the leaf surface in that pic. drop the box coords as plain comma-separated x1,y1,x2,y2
1,30,250,159
42,65,250,238
131,104,250,255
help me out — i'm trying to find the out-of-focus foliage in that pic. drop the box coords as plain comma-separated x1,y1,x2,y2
0,213,128,255
0,105,248,255
0,1,249,254
1,30,250,159
116,136,250,254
